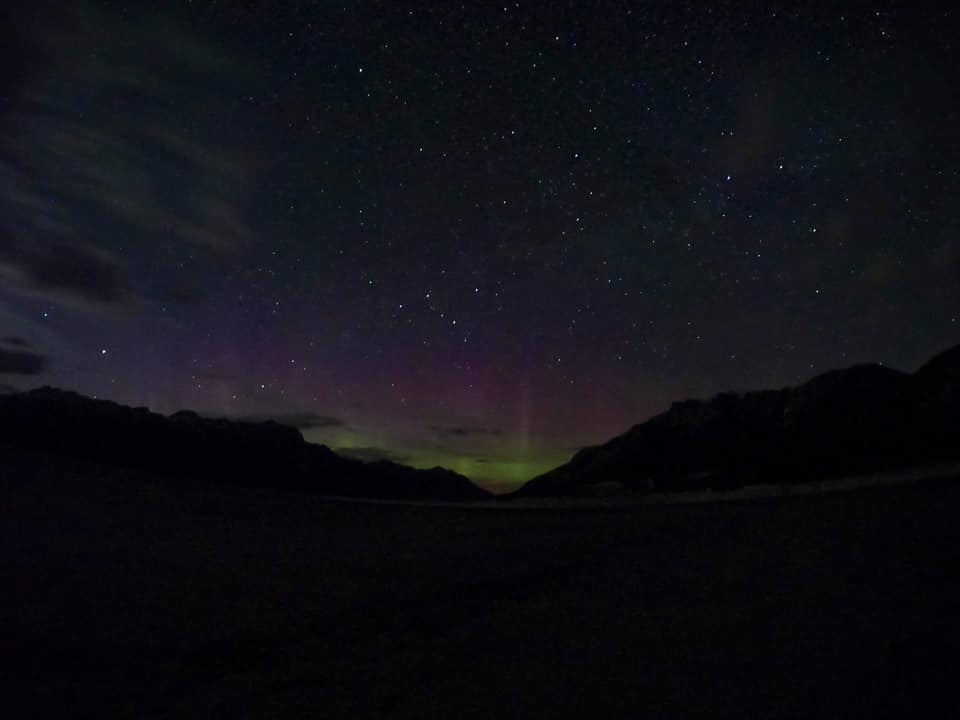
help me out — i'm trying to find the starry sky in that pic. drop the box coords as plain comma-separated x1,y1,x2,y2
1,1,958,491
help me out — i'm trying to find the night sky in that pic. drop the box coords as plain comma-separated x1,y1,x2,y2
1,1,957,491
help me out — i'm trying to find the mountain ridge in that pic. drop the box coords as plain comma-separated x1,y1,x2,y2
515,344,960,497
0,387,490,501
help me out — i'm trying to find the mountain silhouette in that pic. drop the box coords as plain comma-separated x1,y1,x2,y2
0,387,490,501
516,343,960,497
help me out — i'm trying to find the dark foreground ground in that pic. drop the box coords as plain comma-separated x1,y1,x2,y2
4,458,960,718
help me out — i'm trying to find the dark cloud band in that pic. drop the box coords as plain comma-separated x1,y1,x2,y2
336,446,409,464
0,348,47,375
0,241,132,307
239,412,345,430
429,425,503,439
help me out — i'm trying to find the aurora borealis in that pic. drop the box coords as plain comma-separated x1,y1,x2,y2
1,1,958,491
